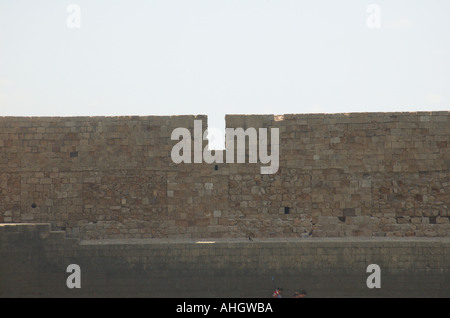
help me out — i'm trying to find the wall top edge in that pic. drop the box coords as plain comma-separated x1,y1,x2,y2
0,110,448,120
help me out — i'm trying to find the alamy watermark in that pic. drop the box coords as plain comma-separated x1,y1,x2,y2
66,4,81,29
366,264,381,288
366,4,381,29
66,264,81,288
171,120,279,174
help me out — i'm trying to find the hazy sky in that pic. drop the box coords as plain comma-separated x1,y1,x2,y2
0,0,449,147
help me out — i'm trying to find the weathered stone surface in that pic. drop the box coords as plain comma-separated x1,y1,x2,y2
0,112,449,239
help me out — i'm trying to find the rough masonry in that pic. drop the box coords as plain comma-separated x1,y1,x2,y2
0,111,449,240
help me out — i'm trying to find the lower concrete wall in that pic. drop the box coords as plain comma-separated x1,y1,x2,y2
1,223,449,297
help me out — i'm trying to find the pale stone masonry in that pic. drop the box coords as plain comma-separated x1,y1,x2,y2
0,111,449,239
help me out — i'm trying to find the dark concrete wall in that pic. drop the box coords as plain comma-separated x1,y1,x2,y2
1,224,449,297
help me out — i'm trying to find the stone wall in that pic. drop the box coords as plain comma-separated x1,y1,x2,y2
1,223,449,297
0,112,449,239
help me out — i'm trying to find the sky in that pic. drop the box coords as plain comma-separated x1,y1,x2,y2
0,0,449,148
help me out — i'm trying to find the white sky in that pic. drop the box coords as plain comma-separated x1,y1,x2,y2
0,0,449,147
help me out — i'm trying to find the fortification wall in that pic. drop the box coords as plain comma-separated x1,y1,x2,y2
0,112,449,239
